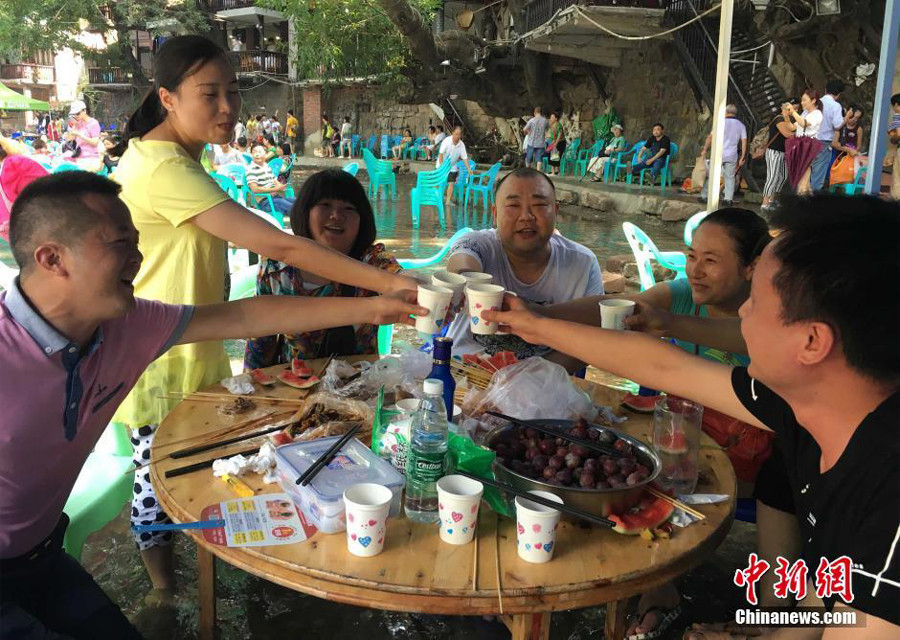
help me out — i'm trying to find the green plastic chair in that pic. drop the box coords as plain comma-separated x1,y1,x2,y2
622,222,687,291
828,164,867,195
574,141,603,178
452,159,477,202
630,142,679,194
362,148,397,199
342,161,360,176
559,138,581,176
464,162,501,210
610,141,644,183
63,423,134,560
684,210,709,246
410,161,453,227
210,171,242,202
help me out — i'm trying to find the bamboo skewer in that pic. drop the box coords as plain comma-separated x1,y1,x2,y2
494,524,504,614
646,487,707,521
158,391,305,407
471,513,479,591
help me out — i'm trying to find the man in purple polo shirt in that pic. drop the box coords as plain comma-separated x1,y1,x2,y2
0,172,425,638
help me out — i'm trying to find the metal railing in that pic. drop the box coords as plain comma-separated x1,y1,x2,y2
0,63,55,85
523,0,665,33
229,50,288,76
87,67,130,85
199,0,263,11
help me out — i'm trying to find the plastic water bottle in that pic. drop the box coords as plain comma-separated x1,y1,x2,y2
404,378,449,523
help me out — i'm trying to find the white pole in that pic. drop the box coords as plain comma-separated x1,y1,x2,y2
864,0,898,195
707,0,734,211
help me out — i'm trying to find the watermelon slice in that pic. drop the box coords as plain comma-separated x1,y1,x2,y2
488,353,506,371
278,371,320,389
622,393,658,414
609,494,675,535
271,431,294,446
291,358,314,378
655,430,689,454
477,355,498,373
500,351,518,367
462,354,482,367
249,368,276,386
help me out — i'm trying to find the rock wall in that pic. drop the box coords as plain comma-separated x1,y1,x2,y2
323,85,437,138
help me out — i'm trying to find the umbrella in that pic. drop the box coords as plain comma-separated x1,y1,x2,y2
0,82,50,111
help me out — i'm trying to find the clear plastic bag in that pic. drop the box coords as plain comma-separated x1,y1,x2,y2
321,350,430,406
284,392,374,444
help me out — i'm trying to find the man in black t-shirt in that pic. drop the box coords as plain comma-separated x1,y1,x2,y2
627,122,672,185
486,194,900,638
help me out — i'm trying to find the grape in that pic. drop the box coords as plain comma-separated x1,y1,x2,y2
569,426,588,439
564,453,582,469
588,429,600,440
607,474,625,488
494,443,510,459
613,439,633,455
542,466,557,480
583,458,598,473
539,439,556,455
555,468,573,485
548,478,564,486
580,471,596,487
626,471,648,486
555,446,570,458
602,459,619,475
525,427,539,439
525,447,537,461
634,464,650,476
548,455,565,470
617,457,636,474
598,430,616,445
570,444,588,457
532,454,549,471
595,480,610,489
555,437,566,446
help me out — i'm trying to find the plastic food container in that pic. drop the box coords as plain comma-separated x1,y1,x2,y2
275,437,405,534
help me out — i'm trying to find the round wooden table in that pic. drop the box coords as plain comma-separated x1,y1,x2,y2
151,357,736,640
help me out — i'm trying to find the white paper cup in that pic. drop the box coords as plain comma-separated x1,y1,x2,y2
599,299,636,331
436,475,483,545
459,271,493,285
515,490,563,564
415,284,454,336
465,283,505,335
431,269,468,319
343,483,393,557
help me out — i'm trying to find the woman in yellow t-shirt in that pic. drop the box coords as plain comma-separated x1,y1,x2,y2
112,35,415,600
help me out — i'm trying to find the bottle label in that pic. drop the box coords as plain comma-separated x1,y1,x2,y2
406,449,446,483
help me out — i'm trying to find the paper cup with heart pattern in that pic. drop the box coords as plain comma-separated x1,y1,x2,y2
437,475,483,545
343,483,392,558
432,270,467,321
465,283,505,335
515,490,563,564
415,283,454,337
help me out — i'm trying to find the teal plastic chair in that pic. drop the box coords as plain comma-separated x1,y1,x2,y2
342,161,360,176
453,159,477,202
829,164,867,195
410,161,453,227
464,162,502,210
574,141,603,178
241,152,253,164
684,210,709,246
379,135,390,159
268,158,283,175
404,137,427,159
210,172,242,203
362,148,397,199
53,162,80,172
396,226,474,269
559,138,581,176
610,141,644,183
63,423,134,560
622,221,687,291
630,143,678,194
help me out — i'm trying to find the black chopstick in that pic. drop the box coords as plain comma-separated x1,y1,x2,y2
165,446,260,479
170,423,290,459
485,411,625,458
296,423,363,486
455,470,615,528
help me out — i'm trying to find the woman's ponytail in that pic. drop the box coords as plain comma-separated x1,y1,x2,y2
124,87,164,142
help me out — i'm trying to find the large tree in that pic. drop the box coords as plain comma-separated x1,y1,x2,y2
0,0,209,88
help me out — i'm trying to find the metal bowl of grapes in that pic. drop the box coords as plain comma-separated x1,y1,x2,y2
486,417,661,518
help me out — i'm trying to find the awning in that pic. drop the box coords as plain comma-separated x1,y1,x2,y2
0,82,51,111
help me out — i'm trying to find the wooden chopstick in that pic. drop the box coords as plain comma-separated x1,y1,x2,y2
455,470,615,528
165,446,261,479
485,410,624,458
646,487,706,520
296,423,363,486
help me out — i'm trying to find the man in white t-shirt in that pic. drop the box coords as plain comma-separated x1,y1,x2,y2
436,126,468,204
445,168,604,372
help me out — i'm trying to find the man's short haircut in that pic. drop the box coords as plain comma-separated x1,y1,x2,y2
287,109,294,115
237,136,248,147
652,122,665,129
251,142,267,152
437,125,444,132
535,107,542,115
494,167,556,197
9,172,122,270
890,93,900,106
725,104,738,115
825,79,845,96
769,194,900,385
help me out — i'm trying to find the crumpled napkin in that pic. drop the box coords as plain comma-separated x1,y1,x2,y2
671,493,729,528
212,441,279,484
221,374,254,395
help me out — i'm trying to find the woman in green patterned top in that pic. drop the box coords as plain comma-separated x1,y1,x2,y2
244,169,402,368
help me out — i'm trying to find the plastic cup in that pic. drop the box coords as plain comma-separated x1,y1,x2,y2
459,271,493,285
652,396,703,495
515,490,563,564
599,299,636,331
465,283,505,335
415,283,454,336
343,483,393,557
437,475,484,545
433,270,467,319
